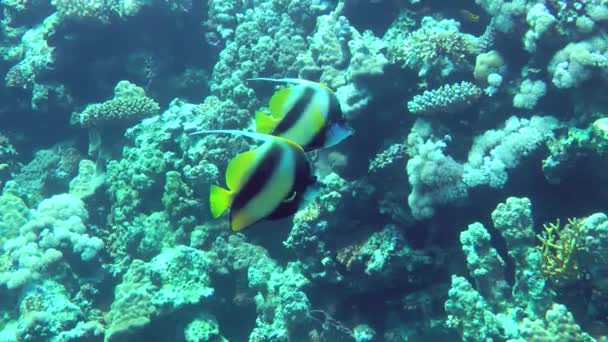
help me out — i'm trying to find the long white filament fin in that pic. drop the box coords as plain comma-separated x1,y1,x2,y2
189,129,276,143
247,77,317,87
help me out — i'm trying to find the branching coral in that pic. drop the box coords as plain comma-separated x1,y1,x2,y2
537,218,586,284
444,197,601,341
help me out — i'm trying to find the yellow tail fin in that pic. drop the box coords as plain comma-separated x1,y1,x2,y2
255,111,277,134
209,184,233,218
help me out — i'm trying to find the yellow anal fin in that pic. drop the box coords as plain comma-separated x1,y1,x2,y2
209,184,233,218
226,149,258,190
255,111,278,134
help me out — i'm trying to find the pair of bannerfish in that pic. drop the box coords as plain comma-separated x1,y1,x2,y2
192,78,354,232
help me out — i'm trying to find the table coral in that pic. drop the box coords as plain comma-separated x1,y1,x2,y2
71,81,160,128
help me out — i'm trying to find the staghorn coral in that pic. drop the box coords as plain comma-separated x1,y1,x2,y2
537,217,585,284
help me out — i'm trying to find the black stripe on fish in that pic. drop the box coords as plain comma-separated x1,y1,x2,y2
231,142,283,212
305,89,345,150
266,150,314,220
273,86,317,135
328,89,343,122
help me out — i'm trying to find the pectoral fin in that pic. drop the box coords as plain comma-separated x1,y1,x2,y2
323,122,354,148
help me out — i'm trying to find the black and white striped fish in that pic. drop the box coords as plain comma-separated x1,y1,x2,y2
250,78,354,151
191,130,317,232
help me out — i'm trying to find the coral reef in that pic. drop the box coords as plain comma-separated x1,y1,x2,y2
1,0,608,340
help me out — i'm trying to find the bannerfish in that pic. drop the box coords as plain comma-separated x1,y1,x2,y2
249,78,354,151
459,9,480,23
190,129,317,232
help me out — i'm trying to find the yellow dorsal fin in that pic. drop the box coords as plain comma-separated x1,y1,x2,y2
209,184,233,218
269,87,292,119
255,111,278,134
226,149,258,190
316,82,334,94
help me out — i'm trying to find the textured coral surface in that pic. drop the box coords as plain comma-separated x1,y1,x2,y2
1,0,608,341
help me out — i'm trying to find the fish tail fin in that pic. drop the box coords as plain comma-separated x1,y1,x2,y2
254,111,277,134
209,184,233,218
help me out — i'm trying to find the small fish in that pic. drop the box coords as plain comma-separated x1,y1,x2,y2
249,78,354,151
191,129,317,232
459,9,480,23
